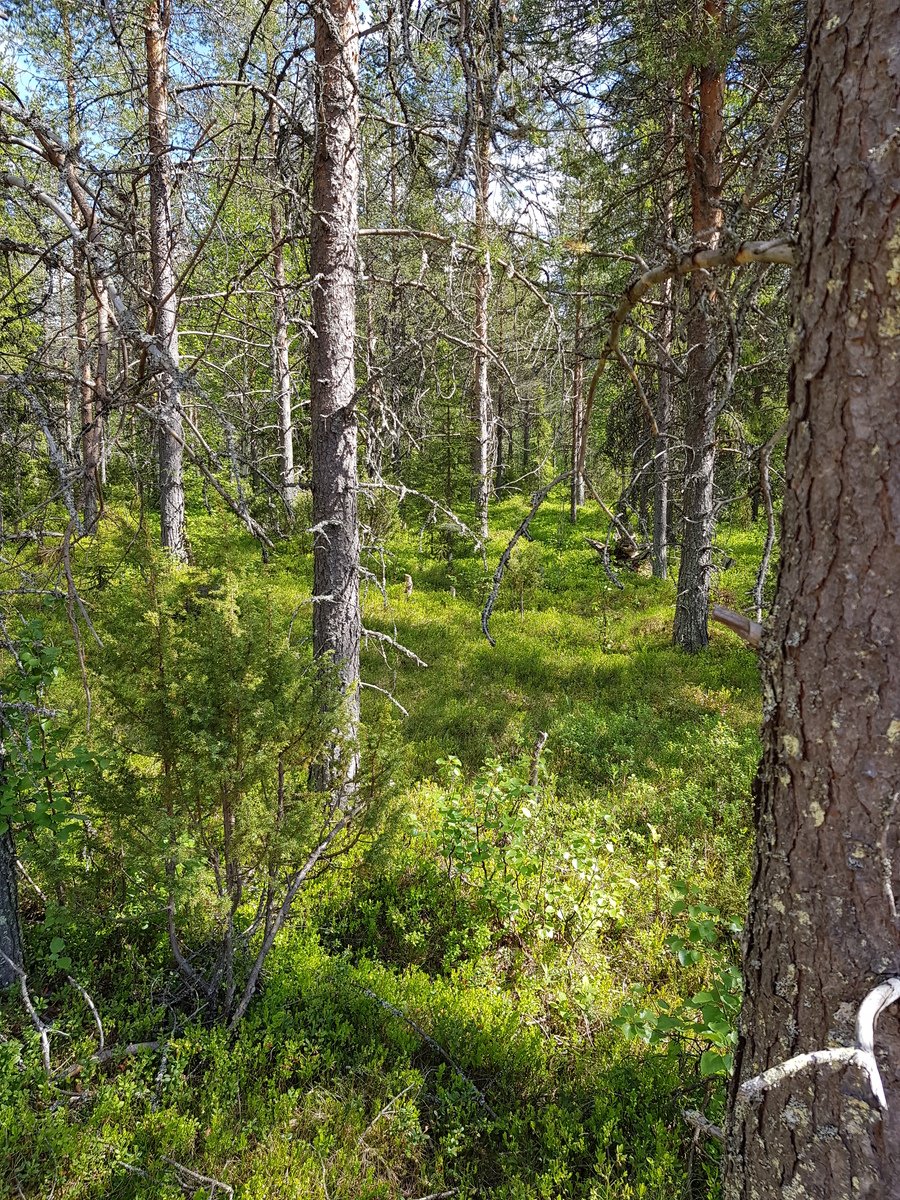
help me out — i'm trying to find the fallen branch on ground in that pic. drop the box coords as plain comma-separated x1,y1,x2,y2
361,986,499,1120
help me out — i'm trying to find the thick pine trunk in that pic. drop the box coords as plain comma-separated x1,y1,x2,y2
673,12,724,652
724,0,900,1193
310,0,361,772
269,105,296,514
146,0,188,561
471,122,492,540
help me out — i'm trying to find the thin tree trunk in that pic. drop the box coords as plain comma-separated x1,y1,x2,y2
724,0,900,1192
310,0,361,782
62,3,100,532
0,819,24,990
269,104,296,513
570,281,585,522
495,298,505,488
652,85,677,580
523,390,531,473
146,0,188,561
673,3,724,652
96,279,109,488
471,121,492,540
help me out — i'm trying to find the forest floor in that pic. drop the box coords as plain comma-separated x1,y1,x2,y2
1,487,771,1199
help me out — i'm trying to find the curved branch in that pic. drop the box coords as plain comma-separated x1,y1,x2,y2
737,977,900,1114
481,471,571,646
578,236,797,476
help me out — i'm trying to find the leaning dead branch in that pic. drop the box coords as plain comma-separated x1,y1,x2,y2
361,986,499,1120
711,604,763,648
578,235,797,476
481,471,571,646
0,950,52,1074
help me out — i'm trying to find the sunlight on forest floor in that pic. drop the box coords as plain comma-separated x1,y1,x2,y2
2,486,771,1199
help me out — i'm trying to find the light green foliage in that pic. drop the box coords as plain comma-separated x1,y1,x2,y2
436,756,628,951
0,616,97,843
0,492,766,1197
616,883,742,1085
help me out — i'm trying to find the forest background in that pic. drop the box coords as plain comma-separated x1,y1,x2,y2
0,0,827,1195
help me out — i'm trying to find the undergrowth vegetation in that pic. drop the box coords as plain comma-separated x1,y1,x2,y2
1,488,768,1198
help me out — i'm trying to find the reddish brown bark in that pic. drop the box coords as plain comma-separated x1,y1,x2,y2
724,0,900,1193
673,0,725,651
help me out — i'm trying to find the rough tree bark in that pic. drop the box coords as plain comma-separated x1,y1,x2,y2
0,820,24,990
310,0,361,775
672,0,724,651
269,103,297,514
146,0,188,561
724,0,900,1193
652,85,677,579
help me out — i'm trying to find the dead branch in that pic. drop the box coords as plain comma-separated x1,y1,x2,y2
59,1040,161,1080
361,986,498,1120
160,1156,233,1197
578,236,797,476
481,471,571,646
66,976,104,1051
361,628,428,668
711,604,763,648
737,977,900,1113
0,949,51,1073
682,1108,724,1142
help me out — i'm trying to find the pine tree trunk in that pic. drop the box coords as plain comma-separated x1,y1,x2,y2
570,282,585,522
146,0,188,561
310,0,361,775
269,104,296,514
673,7,724,652
0,806,24,989
724,0,900,1192
652,86,676,580
62,4,100,533
471,122,492,540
